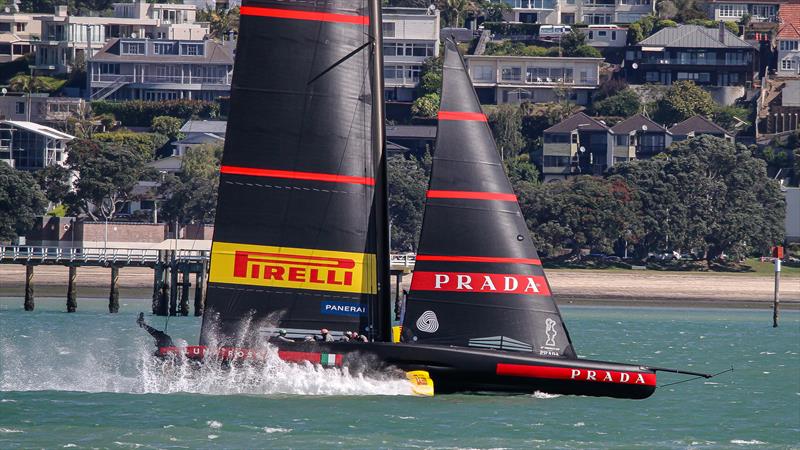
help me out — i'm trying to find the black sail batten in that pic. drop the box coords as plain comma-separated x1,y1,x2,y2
201,0,381,345
400,40,576,359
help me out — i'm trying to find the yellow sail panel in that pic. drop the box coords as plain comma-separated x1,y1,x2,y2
209,242,377,294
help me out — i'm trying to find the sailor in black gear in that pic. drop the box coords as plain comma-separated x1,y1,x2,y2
137,312,175,348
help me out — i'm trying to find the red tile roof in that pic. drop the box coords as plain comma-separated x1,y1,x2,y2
778,5,800,40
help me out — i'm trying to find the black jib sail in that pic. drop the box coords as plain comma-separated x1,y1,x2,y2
201,0,389,345
401,40,576,358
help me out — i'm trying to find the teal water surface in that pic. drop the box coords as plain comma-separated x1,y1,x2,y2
1,297,798,449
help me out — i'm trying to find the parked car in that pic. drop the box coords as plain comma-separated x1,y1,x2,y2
539,25,572,41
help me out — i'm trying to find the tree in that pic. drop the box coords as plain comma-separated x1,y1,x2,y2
504,153,539,188
438,0,470,27
411,93,440,118
713,105,750,133
561,30,587,56
571,45,602,58
591,88,642,118
488,104,525,159
151,116,184,142
419,55,443,96
652,80,715,124
198,6,240,39
657,0,678,19
386,0,430,7
479,0,511,22
159,145,221,224
34,164,71,206
94,131,169,161
388,153,427,251
0,163,47,241
517,176,636,257
64,139,153,221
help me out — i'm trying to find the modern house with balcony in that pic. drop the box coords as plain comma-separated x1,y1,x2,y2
625,23,758,87
0,120,74,170
382,7,440,102
776,4,800,77
609,114,671,161
34,1,208,74
0,12,50,63
707,0,784,22
0,94,85,125
464,55,602,105
88,38,233,101
508,0,654,25
541,112,611,181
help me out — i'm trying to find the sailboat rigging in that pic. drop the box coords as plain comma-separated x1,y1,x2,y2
149,0,714,399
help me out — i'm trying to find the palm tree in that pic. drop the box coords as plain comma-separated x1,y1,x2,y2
438,0,470,28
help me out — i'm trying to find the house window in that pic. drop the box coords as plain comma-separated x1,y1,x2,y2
473,65,494,81
384,65,401,79
779,40,799,51
153,43,175,55
180,43,204,56
620,0,650,4
579,71,588,83
15,23,25,32
718,3,746,18
571,134,579,144
406,65,421,82
645,71,659,82
121,42,145,55
410,43,434,57
544,133,570,143
0,23,9,32
501,66,522,81
15,102,24,114
99,63,120,74
383,42,402,56
616,135,629,146
543,155,570,167
780,59,796,70
383,22,395,37
583,14,612,25
751,4,776,19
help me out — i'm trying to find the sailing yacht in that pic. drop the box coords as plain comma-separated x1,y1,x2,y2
154,0,711,398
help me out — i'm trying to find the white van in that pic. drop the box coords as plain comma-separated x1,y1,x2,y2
539,25,572,41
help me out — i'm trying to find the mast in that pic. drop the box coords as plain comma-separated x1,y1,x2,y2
369,0,391,342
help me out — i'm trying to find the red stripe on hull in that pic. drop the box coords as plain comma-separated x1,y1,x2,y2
415,255,542,265
239,6,369,25
427,190,517,201
496,364,656,386
437,111,488,122
220,165,375,186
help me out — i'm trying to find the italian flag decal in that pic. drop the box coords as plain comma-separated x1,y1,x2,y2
321,353,337,366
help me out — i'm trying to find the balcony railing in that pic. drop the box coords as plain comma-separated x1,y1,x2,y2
92,73,230,84
639,57,749,66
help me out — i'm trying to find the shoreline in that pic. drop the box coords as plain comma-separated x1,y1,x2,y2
1,265,797,310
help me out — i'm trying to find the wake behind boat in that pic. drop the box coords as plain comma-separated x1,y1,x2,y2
146,0,714,399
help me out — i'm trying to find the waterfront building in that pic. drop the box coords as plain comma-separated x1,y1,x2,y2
706,0,784,23
776,4,800,77
625,23,758,87
34,1,208,75
609,113,671,161
0,94,85,125
464,54,602,105
0,120,74,170
541,112,610,181
382,7,440,102
0,11,49,63
509,0,655,25
87,38,233,101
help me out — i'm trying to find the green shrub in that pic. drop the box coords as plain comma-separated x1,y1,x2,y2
94,131,169,161
571,45,602,58
411,93,440,118
482,22,540,36
91,99,220,126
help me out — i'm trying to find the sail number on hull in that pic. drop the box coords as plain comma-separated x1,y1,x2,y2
209,242,377,294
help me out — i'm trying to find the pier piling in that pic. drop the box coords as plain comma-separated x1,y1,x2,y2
773,258,781,327
159,259,170,316
194,255,207,317
109,266,120,313
169,252,178,316
179,264,190,316
67,266,77,313
24,264,34,311
152,252,163,314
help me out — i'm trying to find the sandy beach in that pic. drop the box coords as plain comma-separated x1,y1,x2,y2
1,264,796,309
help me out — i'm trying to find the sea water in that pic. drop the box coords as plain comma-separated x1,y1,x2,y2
0,297,798,449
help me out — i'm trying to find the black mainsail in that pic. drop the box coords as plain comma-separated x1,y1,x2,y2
201,0,389,345
401,40,576,358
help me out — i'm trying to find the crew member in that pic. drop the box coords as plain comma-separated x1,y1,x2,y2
276,329,294,343
339,331,353,342
316,328,334,342
136,312,175,349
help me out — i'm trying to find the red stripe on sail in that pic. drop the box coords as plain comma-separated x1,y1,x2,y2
427,190,517,201
496,364,657,386
239,6,369,25
220,165,375,186
437,111,488,122
411,272,550,295
415,255,542,265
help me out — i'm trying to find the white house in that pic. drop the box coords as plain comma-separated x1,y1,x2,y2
382,7,440,102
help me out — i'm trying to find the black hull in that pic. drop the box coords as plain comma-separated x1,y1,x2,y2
169,341,657,399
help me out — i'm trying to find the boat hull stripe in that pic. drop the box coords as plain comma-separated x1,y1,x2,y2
438,111,488,122
220,165,375,186
496,363,656,386
239,6,369,25
416,255,542,265
427,190,517,201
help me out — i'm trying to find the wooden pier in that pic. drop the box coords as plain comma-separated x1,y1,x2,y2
1,246,418,315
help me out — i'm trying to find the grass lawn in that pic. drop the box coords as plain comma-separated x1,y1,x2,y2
545,258,799,277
